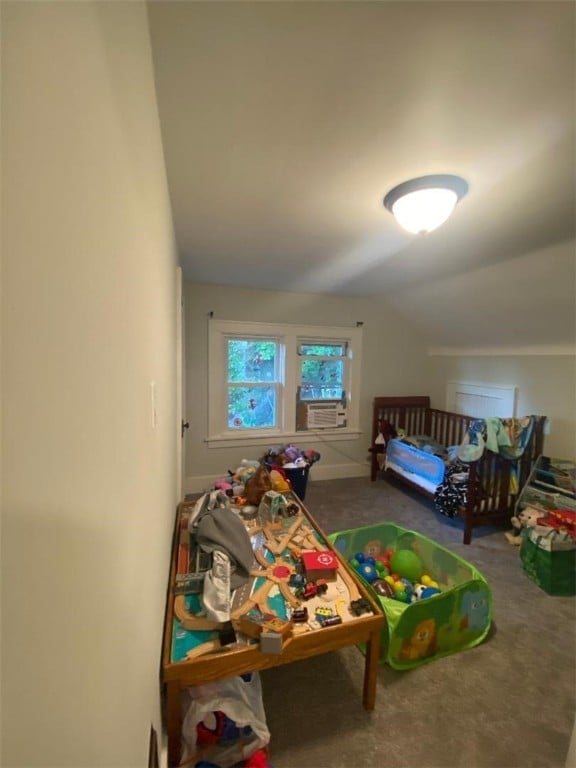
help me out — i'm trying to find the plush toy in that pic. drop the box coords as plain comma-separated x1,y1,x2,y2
233,465,257,485
244,464,273,506
504,506,547,546
269,468,290,493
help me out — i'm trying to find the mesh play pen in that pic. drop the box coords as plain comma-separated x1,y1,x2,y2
330,522,492,670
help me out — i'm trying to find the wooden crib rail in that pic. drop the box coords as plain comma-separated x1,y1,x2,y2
369,396,547,544
428,408,475,448
370,397,429,480
371,396,429,443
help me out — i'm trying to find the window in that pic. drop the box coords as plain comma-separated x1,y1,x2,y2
207,319,362,445
226,337,280,429
298,341,346,401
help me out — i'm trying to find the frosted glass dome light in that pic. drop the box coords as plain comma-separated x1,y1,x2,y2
384,175,468,235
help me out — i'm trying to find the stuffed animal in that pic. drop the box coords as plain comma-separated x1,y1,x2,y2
269,469,290,493
244,464,273,506
504,506,547,546
233,465,257,486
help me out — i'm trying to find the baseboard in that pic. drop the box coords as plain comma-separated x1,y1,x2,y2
183,462,370,496
310,462,370,481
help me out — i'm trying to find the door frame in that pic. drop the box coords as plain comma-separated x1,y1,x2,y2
175,266,184,499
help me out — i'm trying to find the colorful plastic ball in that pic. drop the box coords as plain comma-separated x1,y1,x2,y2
356,562,378,582
400,578,414,596
412,584,427,601
375,560,386,575
421,586,441,599
421,574,439,589
372,579,395,598
354,552,365,563
349,557,360,569
365,556,376,565
390,550,423,582
413,584,441,601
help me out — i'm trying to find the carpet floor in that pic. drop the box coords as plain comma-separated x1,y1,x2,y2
260,475,576,768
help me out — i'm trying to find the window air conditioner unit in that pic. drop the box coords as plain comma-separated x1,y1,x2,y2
306,403,347,429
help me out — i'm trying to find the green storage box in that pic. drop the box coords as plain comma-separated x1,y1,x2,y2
520,528,576,596
329,522,492,670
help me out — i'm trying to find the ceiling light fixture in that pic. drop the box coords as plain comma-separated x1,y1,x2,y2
383,174,468,235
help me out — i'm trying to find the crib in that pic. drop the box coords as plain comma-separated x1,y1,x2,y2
369,396,546,544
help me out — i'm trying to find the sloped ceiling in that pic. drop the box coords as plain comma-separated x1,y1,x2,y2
147,0,575,348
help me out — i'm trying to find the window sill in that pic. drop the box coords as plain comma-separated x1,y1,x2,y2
205,429,362,449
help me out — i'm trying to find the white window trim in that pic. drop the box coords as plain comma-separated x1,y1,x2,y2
207,319,362,446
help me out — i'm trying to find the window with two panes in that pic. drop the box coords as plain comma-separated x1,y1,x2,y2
208,320,361,441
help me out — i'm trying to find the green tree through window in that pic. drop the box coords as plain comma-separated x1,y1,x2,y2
208,319,362,440
299,342,346,401
227,338,278,428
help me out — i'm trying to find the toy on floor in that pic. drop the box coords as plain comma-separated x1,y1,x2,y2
194,713,273,768
244,748,273,767
195,751,271,768
504,506,547,546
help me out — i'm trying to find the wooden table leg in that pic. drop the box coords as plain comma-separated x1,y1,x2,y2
166,680,182,768
362,628,381,710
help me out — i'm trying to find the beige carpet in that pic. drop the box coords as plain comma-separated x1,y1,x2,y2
260,475,576,768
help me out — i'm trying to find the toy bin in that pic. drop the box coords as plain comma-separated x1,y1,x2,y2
283,465,310,501
329,522,492,670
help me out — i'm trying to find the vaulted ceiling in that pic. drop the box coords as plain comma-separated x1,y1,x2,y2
147,0,575,349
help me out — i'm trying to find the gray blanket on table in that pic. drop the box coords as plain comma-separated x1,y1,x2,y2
191,491,254,590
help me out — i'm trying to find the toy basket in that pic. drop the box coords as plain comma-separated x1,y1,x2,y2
520,526,576,596
282,465,310,500
329,522,492,670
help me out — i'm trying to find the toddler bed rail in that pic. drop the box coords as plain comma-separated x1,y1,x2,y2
369,396,545,544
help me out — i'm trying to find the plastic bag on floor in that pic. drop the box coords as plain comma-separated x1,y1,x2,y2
181,673,270,767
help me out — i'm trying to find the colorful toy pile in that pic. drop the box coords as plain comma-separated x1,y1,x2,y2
213,446,321,503
261,444,321,470
194,711,272,767
348,548,441,604
331,522,492,670
260,444,321,501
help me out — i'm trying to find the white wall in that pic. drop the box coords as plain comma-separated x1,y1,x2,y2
183,282,576,493
182,282,431,492
1,3,178,766
387,240,576,350
427,354,576,459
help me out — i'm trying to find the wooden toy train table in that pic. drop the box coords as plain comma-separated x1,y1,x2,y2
161,495,385,767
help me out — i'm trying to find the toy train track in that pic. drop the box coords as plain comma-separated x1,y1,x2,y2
174,502,371,660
